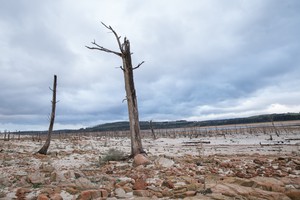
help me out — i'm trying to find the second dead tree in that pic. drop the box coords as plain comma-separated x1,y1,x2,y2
86,22,145,157
37,75,57,155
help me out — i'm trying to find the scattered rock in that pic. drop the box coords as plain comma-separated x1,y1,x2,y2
27,173,44,184
122,186,132,193
133,154,151,166
40,163,55,173
15,188,31,200
2,134,300,200
114,187,127,198
65,187,79,195
0,175,12,187
155,157,174,168
285,189,300,200
37,194,49,200
0,191,6,198
132,190,151,197
133,178,148,190
251,176,285,193
161,180,174,189
212,182,291,200
75,177,97,189
78,190,101,200
50,193,63,200
185,190,197,197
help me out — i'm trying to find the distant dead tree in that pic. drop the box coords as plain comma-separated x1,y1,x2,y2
149,120,157,140
269,116,280,137
86,22,145,157
37,75,57,155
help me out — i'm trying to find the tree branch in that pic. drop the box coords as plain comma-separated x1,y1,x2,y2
101,22,124,54
86,40,122,57
115,66,124,71
133,61,145,70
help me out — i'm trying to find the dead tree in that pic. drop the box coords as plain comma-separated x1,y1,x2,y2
86,22,145,157
149,120,157,140
37,75,57,155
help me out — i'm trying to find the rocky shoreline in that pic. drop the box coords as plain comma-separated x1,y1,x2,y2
0,135,299,199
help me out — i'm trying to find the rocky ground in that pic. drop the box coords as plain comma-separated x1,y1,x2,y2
0,129,300,200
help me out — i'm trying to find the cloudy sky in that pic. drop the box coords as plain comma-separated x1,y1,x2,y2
1,0,300,131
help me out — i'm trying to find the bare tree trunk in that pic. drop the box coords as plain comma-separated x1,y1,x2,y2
149,120,157,140
122,39,144,156
86,22,145,157
37,75,57,155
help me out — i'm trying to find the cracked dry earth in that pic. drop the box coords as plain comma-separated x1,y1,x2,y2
0,132,300,200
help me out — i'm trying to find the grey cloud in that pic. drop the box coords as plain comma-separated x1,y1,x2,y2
1,0,300,131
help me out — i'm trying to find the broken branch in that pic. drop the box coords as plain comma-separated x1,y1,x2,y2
133,61,145,70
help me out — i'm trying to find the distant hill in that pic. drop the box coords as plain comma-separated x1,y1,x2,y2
84,112,300,132
16,112,300,135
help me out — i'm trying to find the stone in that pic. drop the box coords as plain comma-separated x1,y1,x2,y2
133,154,151,166
65,187,79,195
0,191,6,198
115,188,126,198
122,186,132,193
152,191,163,198
185,191,197,197
173,193,186,198
15,171,28,177
0,175,12,187
132,190,151,197
174,187,187,194
78,190,101,200
285,189,300,200
186,183,203,191
15,188,31,200
161,189,173,197
147,186,161,193
253,158,267,165
75,177,97,189
155,157,174,168
212,183,291,200
50,193,63,200
37,194,49,200
64,170,76,179
251,177,285,193
27,173,44,184
40,163,55,173
50,172,57,182
133,178,148,190
115,180,128,187
40,188,55,195
161,180,174,189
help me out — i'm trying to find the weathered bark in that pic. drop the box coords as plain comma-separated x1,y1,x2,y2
37,75,57,155
86,23,145,156
121,38,145,156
